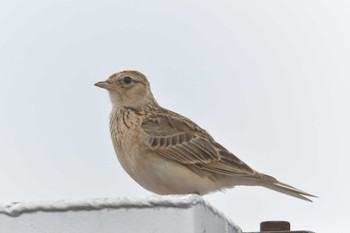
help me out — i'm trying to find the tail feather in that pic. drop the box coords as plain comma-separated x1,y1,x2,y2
258,173,317,202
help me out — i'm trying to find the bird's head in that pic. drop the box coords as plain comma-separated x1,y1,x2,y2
95,70,157,108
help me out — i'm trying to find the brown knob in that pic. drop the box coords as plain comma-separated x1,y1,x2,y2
260,221,291,231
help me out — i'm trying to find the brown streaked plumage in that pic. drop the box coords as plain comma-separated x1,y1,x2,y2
95,70,317,201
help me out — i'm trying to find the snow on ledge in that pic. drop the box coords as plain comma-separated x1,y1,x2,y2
0,194,221,218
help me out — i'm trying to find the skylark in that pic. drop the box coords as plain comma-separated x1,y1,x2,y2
95,70,316,201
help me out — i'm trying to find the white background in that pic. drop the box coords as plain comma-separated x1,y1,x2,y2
1,1,349,232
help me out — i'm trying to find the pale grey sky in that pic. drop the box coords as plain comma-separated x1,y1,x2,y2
1,1,350,232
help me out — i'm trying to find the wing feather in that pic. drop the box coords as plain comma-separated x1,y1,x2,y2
141,112,256,176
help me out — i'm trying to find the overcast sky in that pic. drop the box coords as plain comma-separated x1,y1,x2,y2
1,1,350,232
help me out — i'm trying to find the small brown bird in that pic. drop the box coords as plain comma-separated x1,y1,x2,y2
95,70,316,201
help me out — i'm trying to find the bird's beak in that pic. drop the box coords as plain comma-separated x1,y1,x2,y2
94,80,117,91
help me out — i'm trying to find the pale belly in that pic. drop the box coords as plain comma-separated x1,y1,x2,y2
113,138,221,195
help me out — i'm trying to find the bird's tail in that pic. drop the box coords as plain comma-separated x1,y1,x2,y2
258,173,317,202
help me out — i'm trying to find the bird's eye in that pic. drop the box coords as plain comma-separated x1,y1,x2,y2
122,76,133,85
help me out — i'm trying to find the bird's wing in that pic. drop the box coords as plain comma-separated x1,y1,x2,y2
141,111,256,176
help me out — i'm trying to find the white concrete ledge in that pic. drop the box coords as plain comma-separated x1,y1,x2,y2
0,195,241,233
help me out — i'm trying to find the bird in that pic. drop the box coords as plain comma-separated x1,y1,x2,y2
95,70,316,202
